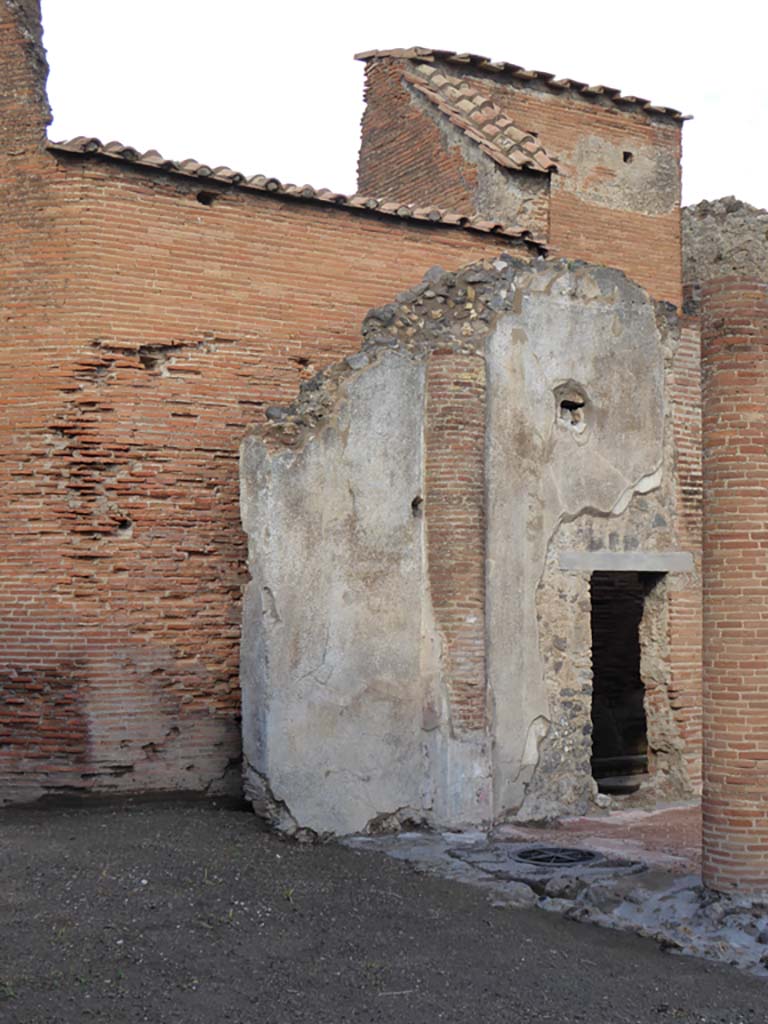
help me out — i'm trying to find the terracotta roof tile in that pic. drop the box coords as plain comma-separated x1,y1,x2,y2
403,65,556,175
356,47,690,122
47,137,546,251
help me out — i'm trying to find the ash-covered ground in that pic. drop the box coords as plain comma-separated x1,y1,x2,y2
1,801,766,1024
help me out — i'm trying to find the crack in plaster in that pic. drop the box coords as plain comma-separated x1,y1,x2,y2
611,464,663,516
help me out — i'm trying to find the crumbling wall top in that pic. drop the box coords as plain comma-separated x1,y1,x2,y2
1,0,51,137
683,197,768,288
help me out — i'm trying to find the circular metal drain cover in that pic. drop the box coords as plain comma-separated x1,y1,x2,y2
513,846,598,866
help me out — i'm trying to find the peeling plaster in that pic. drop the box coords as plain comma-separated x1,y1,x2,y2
486,263,670,819
239,256,693,835
559,135,679,216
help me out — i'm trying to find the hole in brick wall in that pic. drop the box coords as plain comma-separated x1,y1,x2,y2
411,495,423,517
116,518,133,538
623,151,634,164
290,355,315,379
138,349,167,372
196,190,219,206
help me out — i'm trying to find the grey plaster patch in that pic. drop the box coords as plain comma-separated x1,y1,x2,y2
558,134,679,215
485,263,674,818
241,350,439,837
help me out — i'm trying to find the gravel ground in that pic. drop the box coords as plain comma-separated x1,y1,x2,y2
1,800,766,1024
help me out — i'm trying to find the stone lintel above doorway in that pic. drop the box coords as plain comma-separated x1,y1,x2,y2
558,551,694,573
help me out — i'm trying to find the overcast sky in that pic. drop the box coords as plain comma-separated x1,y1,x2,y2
40,0,767,211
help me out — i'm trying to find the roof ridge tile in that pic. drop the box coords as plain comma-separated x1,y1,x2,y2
46,137,546,251
357,47,690,121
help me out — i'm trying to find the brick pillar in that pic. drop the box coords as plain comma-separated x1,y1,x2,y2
700,273,768,893
667,319,704,789
424,347,487,733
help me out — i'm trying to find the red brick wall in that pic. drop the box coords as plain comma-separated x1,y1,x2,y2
0,144,523,803
425,349,487,732
358,60,480,217
548,191,681,308
359,58,682,306
700,276,768,893
474,74,682,307
357,60,549,240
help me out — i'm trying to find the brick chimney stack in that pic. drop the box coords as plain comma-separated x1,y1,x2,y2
684,198,768,894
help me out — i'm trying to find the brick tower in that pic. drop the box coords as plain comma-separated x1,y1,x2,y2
684,199,768,893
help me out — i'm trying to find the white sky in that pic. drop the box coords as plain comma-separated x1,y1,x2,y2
41,0,767,211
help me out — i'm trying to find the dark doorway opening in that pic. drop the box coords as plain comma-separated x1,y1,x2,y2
590,571,656,795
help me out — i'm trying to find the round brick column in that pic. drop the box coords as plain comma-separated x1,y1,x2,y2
691,198,768,893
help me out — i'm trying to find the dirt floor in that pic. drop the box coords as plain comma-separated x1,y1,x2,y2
1,801,767,1024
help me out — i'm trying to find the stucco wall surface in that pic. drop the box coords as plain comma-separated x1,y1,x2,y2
241,352,434,836
240,257,696,836
486,264,671,817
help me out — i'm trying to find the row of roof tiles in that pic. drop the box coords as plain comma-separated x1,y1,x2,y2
356,47,689,121
405,63,557,174
48,138,546,249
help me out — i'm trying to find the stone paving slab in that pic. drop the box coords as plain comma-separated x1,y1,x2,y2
345,803,768,976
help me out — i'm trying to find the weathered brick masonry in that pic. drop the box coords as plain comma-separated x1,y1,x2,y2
3,4,707,817
358,49,683,307
425,347,487,733
665,319,704,789
357,48,703,794
685,199,768,893
1,1,537,802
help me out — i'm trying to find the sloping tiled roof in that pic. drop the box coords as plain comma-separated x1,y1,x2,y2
403,63,556,174
356,47,690,122
48,137,546,250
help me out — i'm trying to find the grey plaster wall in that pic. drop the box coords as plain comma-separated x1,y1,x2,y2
241,346,492,836
241,352,430,836
484,263,675,818
240,255,692,836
